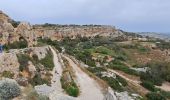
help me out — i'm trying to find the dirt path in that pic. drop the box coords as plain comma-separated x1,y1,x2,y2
64,55,104,100
35,46,75,100
48,46,64,98
156,82,170,92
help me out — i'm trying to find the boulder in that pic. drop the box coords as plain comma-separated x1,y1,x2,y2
27,61,36,78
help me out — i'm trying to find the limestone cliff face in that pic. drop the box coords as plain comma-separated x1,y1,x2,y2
33,25,123,40
0,11,124,47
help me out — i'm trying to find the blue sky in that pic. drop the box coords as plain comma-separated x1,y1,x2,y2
0,0,170,32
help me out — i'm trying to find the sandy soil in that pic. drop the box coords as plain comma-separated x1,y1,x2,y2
156,82,170,92
64,55,104,100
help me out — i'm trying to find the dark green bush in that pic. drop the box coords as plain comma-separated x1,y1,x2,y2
140,62,170,86
66,85,79,97
40,50,54,71
102,76,124,92
38,38,62,52
146,92,166,100
140,81,155,92
116,75,128,86
160,90,170,99
17,54,32,71
108,60,139,76
29,74,50,86
4,39,28,50
60,75,79,97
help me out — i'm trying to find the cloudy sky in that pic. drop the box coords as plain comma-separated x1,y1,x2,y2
0,0,170,32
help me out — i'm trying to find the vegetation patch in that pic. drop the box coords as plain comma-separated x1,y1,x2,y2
140,62,170,86
108,60,139,76
40,50,54,71
1,71,14,78
29,73,51,86
4,39,28,50
146,92,166,100
0,79,21,100
60,57,79,97
17,54,32,71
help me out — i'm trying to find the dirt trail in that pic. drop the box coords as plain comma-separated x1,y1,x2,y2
64,55,104,100
48,46,63,97
156,82,170,92
35,46,63,100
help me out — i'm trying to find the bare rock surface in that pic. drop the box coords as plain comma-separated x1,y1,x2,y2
0,53,19,74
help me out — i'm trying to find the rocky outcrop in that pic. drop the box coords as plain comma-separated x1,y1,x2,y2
104,87,118,100
33,25,123,40
0,53,19,75
0,11,124,47
27,61,36,78
104,87,140,100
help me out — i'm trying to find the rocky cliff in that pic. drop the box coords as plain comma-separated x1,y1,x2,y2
0,11,123,47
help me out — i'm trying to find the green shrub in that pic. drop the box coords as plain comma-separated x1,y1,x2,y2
140,81,155,92
102,76,124,92
17,54,32,71
29,74,50,86
60,76,79,97
156,41,170,50
10,20,20,28
1,71,14,78
37,38,62,52
40,50,54,71
66,85,79,97
116,75,128,86
108,60,139,76
140,62,170,86
4,39,28,50
140,72,163,86
146,92,166,100
160,90,170,99
0,79,21,100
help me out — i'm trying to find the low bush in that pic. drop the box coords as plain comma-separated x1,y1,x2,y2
60,75,79,97
40,50,54,71
4,39,28,50
0,79,21,100
66,85,79,97
102,76,124,92
140,81,155,92
140,62,170,86
29,74,51,86
37,38,62,52
17,54,32,71
146,92,166,100
26,90,49,100
108,60,139,76
116,75,128,86
1,71,14,78
160,90,170,99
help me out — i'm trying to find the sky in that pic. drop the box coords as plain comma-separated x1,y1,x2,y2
0,0,170,32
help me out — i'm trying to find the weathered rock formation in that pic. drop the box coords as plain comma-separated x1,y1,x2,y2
0,10,124,47
0,53,19,75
